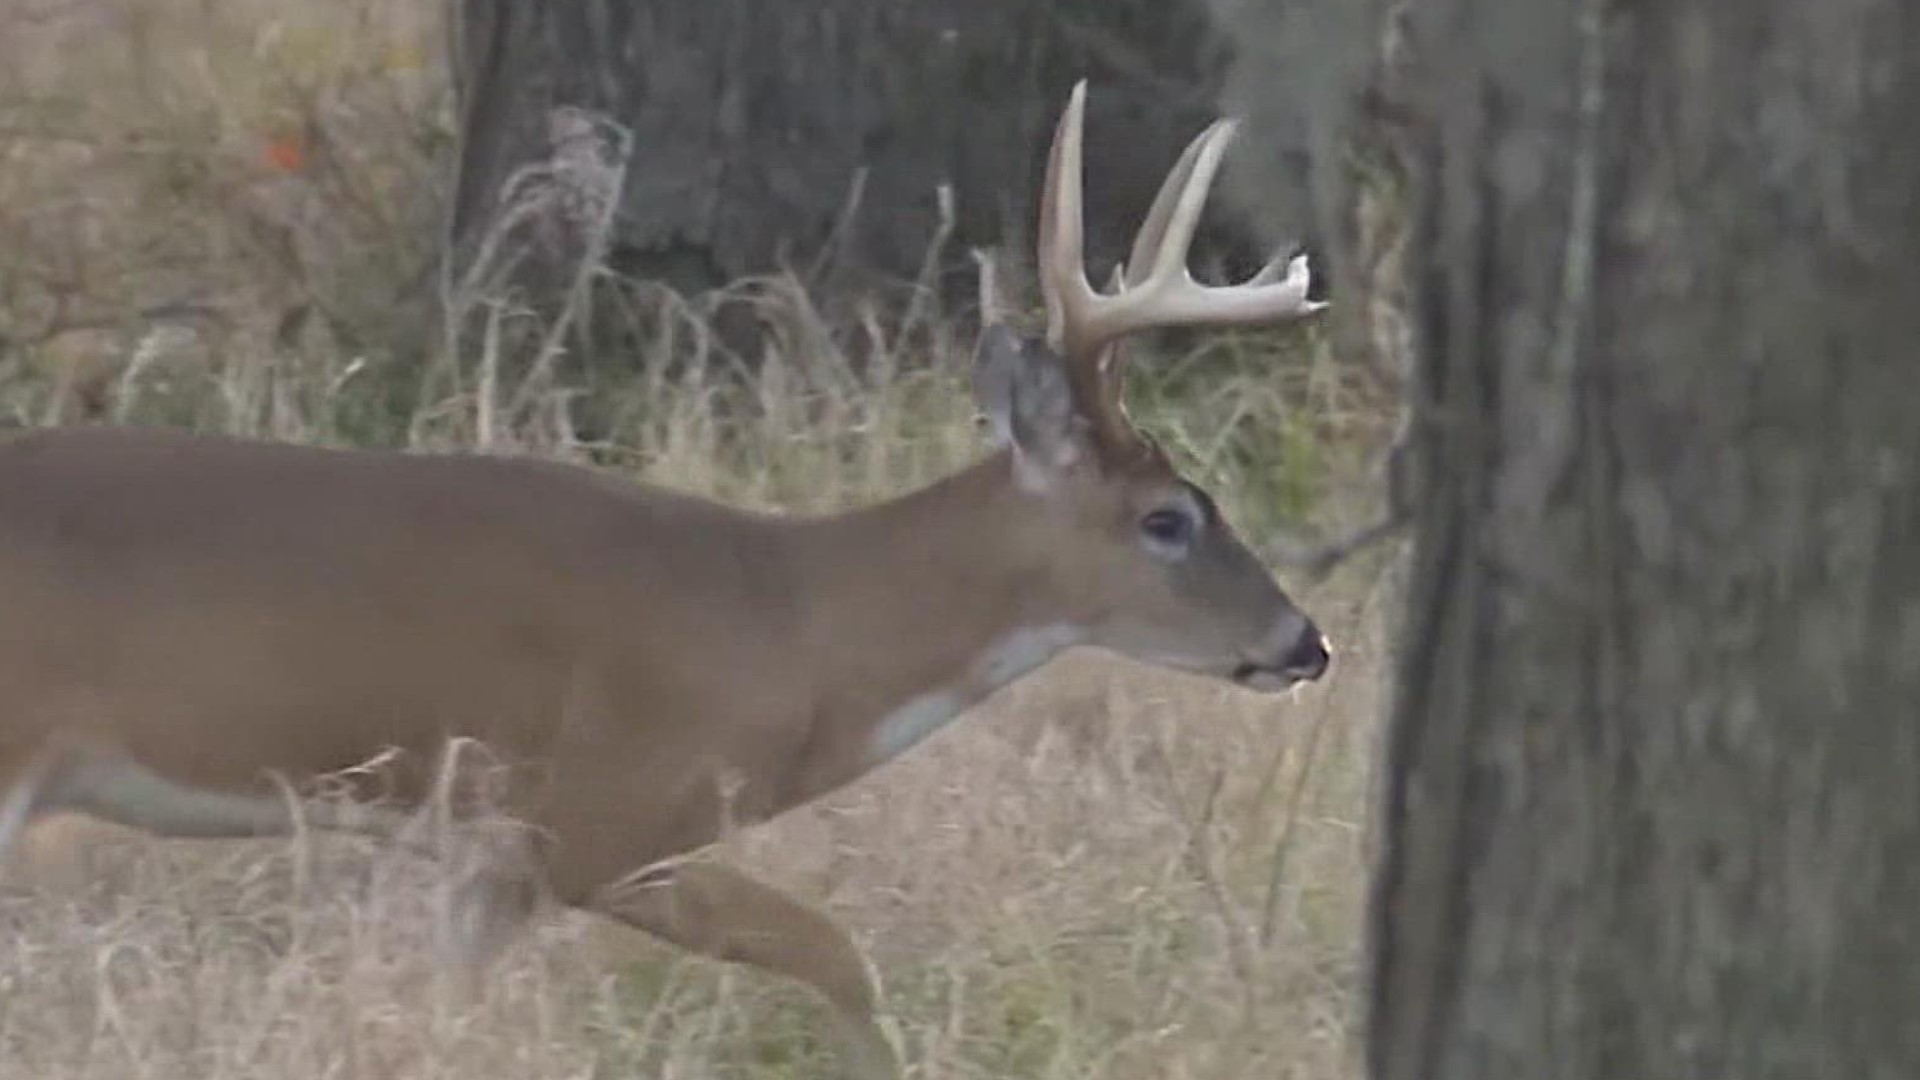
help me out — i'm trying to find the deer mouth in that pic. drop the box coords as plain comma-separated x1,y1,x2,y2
1231,662,1301,693
1232,629,1331,692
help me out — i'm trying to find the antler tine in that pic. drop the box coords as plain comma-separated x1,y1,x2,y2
1131,118,1238,288
1123,119,1226,290
1038,80,1090,355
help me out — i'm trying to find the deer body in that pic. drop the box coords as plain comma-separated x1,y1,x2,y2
0,84,1330,1080
0,427,1109,861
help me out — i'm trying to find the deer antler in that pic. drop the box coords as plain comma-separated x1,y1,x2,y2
1036,80,1327,450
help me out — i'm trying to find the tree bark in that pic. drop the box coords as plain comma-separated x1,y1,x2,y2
1368,2,1920,1078
446,0,1268,306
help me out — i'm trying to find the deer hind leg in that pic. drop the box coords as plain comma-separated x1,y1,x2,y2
0,761,45,872
0,736,91,876
594,858,901,1080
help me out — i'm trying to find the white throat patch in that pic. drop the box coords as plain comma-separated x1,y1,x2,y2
868,623,1085,764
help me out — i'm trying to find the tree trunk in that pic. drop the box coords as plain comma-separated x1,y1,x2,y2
1368,2,1920,1077
446,0,1268,308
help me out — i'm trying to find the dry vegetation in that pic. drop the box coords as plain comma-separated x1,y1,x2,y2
0,2,1402,1077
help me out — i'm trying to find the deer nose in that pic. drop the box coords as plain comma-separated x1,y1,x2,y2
1279,625,1331,682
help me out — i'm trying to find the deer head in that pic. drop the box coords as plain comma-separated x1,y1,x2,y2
970,81,1331,692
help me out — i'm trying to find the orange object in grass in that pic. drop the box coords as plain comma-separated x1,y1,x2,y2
264,134,306,174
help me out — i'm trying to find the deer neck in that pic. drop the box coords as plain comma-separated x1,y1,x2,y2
785,450,1087,794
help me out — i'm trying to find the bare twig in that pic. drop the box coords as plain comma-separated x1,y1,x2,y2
1269,421,1417,579
899,183,957,337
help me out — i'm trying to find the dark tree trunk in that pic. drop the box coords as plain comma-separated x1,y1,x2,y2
1364,1,1920,1078
446,0,1275,309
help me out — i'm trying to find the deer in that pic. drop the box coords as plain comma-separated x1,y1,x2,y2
0,81,1329,1079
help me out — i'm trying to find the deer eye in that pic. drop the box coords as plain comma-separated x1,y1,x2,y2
1139,506,1197,553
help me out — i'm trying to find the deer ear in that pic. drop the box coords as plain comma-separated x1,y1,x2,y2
972,324,1088,486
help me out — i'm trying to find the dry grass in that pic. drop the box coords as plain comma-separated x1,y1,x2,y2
0,2,1404,1078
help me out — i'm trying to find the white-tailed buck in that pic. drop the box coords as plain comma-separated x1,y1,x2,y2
0,82,1327,1077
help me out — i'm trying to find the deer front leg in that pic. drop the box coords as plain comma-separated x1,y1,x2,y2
593,858,901,1080
433,833,547,1004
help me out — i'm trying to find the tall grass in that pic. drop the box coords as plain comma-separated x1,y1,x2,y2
0,2,1403,1077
